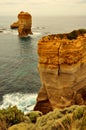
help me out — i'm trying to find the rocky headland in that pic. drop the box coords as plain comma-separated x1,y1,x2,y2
0,29,86,130
10,11,32,37
34,29,86,114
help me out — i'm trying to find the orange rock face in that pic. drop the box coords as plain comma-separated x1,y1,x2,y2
18,11,32,37
34,29,86,114
10,21,19,29
10,11,32,37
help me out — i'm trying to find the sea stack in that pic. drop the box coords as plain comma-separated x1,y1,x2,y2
34,29,86,114
10,11,32,37
18,11,32,37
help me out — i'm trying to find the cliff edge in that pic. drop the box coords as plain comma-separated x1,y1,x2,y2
34,29,86,114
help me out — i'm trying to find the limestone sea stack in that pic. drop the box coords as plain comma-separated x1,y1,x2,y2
10,11,32,37
18,11,32,37
34,29,86,114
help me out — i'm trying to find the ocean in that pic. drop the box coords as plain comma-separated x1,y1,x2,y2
0,15,86,113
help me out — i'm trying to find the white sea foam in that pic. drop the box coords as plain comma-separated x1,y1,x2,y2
33,32,42,36
3,29,18,35
2,29,41,36
30,32,42,38
0,93,37,114
11,30,18,35
3,30,10,34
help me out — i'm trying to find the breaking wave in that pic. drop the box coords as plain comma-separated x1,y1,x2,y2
0,93,37,114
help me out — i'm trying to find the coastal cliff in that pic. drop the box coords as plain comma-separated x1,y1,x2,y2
1,29,86,130
10,11,32,37
34,29,86,114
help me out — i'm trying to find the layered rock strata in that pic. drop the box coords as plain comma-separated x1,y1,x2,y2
18,11,32,37
34,29,86,114
10,11,32,37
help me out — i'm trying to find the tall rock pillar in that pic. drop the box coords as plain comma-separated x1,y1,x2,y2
18,11,32,37
34,30,86,114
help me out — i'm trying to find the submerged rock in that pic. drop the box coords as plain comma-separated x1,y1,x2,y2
0,28,6,33
34,29,86,114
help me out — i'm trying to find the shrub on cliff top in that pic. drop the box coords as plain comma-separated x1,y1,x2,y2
73,106,85,120
6,105,86,130
67,30,78,40
0,106,24,128
67,29,86,40
34,105,86,130
26,111,43,123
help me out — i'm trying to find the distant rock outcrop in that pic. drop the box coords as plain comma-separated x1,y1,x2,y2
0,28,6,33
0,30,3,33
10,21,19,29
34,29,86,114
18,11,32,37
10,11,32,37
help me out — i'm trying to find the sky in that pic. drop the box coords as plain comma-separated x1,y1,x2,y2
0,0,86,16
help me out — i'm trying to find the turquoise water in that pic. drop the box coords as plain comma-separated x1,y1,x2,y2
0,16,86,112
0,31,41,96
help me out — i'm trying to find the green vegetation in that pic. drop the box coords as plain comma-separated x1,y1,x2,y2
0,105,86,130
67,29,86,40
73,106,85,120
0,106,24,124
26,111,43,123
0,106,25,129
67,30,78,40
81,111,86,130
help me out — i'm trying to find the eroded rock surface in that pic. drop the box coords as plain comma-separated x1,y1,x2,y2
10,11,32,37
18,11,32,37
34,29,86,114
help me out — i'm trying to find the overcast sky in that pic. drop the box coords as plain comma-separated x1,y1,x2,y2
0,0,86,16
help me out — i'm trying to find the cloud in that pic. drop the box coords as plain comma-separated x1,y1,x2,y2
0,0,86,16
